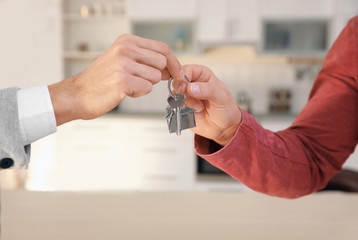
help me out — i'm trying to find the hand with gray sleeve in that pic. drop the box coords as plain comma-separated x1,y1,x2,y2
0,34,184,170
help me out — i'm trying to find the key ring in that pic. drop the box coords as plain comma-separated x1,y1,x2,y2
168,75,190,99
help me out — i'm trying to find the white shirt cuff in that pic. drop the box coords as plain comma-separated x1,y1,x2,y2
17,86,57,145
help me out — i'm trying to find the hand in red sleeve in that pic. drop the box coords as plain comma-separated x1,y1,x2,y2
49,34,184,126
183,64,242,146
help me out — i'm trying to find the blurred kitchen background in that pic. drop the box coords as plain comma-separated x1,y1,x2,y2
1,0,358,192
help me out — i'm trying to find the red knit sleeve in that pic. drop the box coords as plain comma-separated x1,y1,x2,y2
195,17,358,198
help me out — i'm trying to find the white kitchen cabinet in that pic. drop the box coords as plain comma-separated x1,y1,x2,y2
331,0,358,44
258,0,334,19
128,0,197,54
226,0,260,42
344,146,358,172
27,116,196,191
197,0,260,50
197,0,226,42
62,0,130,78
127,0,196,20
133,118,196,191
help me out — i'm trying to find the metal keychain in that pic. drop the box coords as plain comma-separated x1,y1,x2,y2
165,75,196,135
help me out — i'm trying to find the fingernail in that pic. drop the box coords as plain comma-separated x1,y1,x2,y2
178,84,185,94
189,83,200,96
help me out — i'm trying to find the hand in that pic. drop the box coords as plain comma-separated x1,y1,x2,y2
49,34,184,126
183,65,242,146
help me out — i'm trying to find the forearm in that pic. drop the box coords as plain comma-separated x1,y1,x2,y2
195,110,331,198
195,17,358,198
196,82,358,198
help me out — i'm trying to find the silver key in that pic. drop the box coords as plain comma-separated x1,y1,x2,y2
167,94,185,136
165,75,196,135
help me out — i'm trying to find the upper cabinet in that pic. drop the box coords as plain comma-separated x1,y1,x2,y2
197,0,259,45
197,0,338,54
62,0,130,78
257,0,334,56
127,0,197,20
258,0,334,19
226,0,260,42
197,0,226,43
127,0,197,54
332,0,358,42
261,19,330,56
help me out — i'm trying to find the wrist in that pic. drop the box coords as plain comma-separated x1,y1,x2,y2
214,110,242,146
48,75,80,126
214,123,239,146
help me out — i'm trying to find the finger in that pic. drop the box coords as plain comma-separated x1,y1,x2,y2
183,64,212,83
122,75,153,98
184,64,231,105
187,82,215,101
131,35,184,81
172,78,188,95
165,51,184,81
161,69,171,80
128,61,162,84
187,80,230,106
132,47,167,71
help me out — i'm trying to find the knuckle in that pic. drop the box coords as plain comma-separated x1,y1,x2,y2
116,70,131,83
116,33,131,42
207,82,215,95
152,69,162,82
142,82,153,95
159,42,171,55
117,60,129,72
116,45,131,56
127,82,153,98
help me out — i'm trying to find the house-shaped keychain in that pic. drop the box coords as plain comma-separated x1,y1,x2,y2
166,106,196,134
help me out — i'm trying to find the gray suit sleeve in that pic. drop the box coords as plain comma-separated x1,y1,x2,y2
0,88,30,170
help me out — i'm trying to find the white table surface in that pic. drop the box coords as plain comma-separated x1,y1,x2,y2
1,190,358,240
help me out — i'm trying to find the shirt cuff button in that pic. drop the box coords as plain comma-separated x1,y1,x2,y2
0,158,14,169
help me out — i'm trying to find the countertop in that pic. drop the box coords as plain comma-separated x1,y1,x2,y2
1,190,358,240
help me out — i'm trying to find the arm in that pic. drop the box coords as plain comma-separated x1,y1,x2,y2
185,17,358,198
49,34,183,126
0,34,183,170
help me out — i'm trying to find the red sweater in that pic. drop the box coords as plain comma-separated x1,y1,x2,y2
195,17,358,198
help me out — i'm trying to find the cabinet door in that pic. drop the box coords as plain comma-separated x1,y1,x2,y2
133,119,196,191
226,0,259,41
28,117,196,191
0,0,62,89
258,0,334,19
197,0,226,42
47,118,142,191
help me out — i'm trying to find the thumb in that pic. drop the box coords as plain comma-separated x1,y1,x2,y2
187,81,226,105
184,64,232,105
